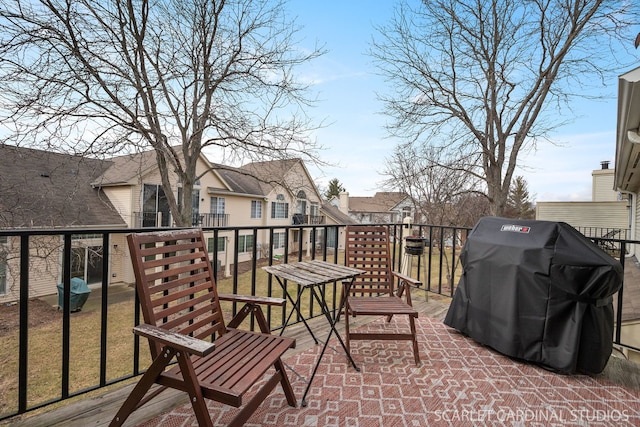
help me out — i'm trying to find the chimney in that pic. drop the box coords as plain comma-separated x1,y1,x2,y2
600,161,609,170
339,192,349,214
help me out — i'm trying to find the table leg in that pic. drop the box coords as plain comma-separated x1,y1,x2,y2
276,279,319,344
300,283,359,406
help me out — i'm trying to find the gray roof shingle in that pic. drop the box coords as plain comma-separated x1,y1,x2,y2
0,145,125,228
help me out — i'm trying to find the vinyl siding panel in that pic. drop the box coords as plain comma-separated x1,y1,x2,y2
102,186,134,226
536,201,629,229
592,169,618,202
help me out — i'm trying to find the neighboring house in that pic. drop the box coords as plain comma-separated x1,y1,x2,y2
320,201,357,251
331,191,414,224
93,151,330,279
208,158,328,273
0,145,340,301
0,145,127,303
536,161,630,239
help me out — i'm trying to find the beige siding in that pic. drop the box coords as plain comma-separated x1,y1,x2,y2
592,169,618,202
109,233,131,285
0,236,61,303
0,233,130,303
536,201,629,229
103,186,134,226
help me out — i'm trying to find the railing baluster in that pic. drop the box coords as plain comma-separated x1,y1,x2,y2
99,233,110,386
61,234,72,399
18,235,29,414
2,223,639,421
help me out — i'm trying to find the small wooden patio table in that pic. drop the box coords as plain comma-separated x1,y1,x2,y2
262,259,364,406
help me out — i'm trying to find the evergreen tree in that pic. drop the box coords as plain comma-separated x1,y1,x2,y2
506,176,535,219
324,178,345,200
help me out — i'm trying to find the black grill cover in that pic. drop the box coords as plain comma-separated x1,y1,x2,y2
444,217,622,374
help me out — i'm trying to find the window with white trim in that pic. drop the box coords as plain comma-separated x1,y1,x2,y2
207,237,226,253
210,197,226,214
272,232,286,249
238,234,254,253
271,194,288,219
251,200,262,219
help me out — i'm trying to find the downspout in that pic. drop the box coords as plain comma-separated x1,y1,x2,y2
619,191,635,258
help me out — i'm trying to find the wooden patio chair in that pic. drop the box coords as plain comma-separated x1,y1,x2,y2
110,229,296,427
342,225,421,365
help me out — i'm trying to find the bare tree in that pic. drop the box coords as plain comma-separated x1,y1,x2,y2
372,0,638,216
0,0,325,226
381,142,487,226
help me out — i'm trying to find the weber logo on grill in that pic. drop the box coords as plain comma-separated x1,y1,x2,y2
500,224,531,233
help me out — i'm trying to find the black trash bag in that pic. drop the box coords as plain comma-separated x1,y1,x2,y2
444,217,622,374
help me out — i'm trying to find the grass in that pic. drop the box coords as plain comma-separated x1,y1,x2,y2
0,246,462,420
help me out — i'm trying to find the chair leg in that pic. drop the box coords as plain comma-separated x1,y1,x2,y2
176,351,214,427
274,358,297,407
109,347,176,427
228,373,282,427
409,315,420,365
344,308,351,355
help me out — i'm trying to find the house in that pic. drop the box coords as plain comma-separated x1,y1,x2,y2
206,158,328,272
320,201,356,251
0,145,126,302
92,151,332,280
0,145,340,302
331,191,414,224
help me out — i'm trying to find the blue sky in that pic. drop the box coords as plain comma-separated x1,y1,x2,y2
287,1,638,203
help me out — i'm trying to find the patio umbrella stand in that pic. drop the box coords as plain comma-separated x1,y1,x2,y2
444,216,623,374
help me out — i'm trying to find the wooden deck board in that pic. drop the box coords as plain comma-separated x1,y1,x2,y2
3,293,449,427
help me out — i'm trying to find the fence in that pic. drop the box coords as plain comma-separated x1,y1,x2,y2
0,223,635,420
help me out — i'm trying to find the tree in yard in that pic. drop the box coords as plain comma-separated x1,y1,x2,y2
324,178,345,200
505,176,536,220
371,0,638,217
0,0,325,226
380,142,488,227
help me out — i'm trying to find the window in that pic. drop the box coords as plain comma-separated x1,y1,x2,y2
142,184,170,227
295,190,307,215
272,232,286,249
210,197,226,214
71,245,103,285
251,200,262,219
237,235,254,253
207,237,226,253
271,194,288,219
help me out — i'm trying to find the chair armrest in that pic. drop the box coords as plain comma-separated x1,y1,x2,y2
391,271,422,287
218,293,285,306
133,323,215,357
221,294,285,333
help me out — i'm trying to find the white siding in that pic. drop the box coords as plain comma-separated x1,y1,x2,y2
536,201,629,229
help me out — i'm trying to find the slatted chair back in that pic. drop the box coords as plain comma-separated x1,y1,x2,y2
342,224,421,365
345,225,395,297
128,229,226,360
